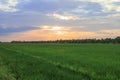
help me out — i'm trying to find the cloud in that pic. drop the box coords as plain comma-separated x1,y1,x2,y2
40,25,71,31
0,25,96,41
98,29,120,34
47,13,85,20
0,0,19,12
106,13,120,18
75,0,120,12
0,25,39,36
0,0,31,12
1,25,120,41
0,0,120,41
96,29,120,38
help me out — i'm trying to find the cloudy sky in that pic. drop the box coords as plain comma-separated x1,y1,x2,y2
0,0,120,41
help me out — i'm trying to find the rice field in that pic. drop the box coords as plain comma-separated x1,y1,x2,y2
0,43,120,80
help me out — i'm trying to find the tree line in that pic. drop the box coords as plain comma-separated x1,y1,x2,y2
9,36,120,44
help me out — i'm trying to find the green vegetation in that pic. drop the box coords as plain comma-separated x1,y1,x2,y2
0,43,120,80
0,54,15,80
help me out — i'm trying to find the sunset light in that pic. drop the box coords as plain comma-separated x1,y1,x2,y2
0,0,120,41
0,1,120,80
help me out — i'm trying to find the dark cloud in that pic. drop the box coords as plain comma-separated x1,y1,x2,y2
0,25,39,35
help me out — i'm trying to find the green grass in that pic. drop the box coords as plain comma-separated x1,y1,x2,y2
0,43,120,80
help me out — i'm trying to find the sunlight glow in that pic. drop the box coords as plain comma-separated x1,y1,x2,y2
47,13,81,20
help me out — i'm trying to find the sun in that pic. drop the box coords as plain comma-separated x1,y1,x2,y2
51,26,62,31
41,25,70,35
41,26,62,31
51,26,66,35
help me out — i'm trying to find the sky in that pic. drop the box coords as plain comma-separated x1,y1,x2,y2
0,0,120,41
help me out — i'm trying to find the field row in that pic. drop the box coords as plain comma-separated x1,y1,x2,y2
0,44,120,80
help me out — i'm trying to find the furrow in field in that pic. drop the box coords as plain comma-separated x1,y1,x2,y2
2,46,95,80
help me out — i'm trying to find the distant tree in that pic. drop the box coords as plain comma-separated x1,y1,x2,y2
115,36,120,43
11,36,120,44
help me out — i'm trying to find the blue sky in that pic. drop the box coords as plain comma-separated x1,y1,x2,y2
0,0,120,41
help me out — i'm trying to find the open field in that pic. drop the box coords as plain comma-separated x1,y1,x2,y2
0,43,120,80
